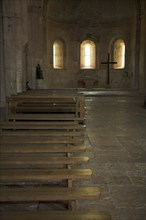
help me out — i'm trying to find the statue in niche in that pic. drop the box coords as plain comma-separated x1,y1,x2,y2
36,64,44,79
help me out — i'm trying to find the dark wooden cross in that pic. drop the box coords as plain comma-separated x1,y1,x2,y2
101,53,117,85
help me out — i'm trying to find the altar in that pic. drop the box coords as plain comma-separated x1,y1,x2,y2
78,70,98,89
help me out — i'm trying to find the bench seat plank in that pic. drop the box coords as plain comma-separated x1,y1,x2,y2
0,156,89,168
0,138,83,144
0,169,92,183
15,107,76,113
0,130,83,137
0,186,100,202
0,210,111,220
7,96,79,100
8,113,75,118
8,114,84,120
0,145,86,153
0,123,85,130
0,121,81,126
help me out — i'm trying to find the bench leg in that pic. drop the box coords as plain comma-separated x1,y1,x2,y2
67,152,77,210
67,179,76,210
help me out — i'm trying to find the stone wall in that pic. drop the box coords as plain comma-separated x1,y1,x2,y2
45,0,135,89
0,0,29,107
0,0,145,106
139,0,146,92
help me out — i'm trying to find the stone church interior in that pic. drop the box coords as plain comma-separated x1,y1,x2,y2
0,0,146,220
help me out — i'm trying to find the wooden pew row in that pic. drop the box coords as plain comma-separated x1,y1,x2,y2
0,120,90,209
0,120,83,125
0,122,86,170
0,121,85,130
14,103,76,113
0,183,111,220
0,210,111,220
0,146,93,209
0,144,86,154
0,154,89,169
6,94,85,118
7,114,85,124
0,130,83,137
0,186,108,220
0,186,103,219
0,98,111,219
0,138,83,145
0,186,112,220
0,122,85,146
0,136,93,208
0,186,100,202
0,121,87,179
0,168,92,183
15,89,79,97
0,186,101,215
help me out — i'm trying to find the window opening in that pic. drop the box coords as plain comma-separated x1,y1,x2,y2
113,39,125,69
53,40,63,69
80,40,96,69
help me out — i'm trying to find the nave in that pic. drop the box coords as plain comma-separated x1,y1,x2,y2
0,89,146,220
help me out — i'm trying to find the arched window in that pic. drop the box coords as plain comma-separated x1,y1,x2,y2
113,39,125,69
80,40,96,69
53,40,63,69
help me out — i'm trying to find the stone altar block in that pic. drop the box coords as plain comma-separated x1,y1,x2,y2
78,70,98,89
36,79,44,89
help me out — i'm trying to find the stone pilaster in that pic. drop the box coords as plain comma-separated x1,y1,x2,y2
0,0,5,107
1,0,29,100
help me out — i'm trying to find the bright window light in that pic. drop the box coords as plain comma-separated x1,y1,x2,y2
53,40,63,69
80,40,96,69
114,39,125,69
85,45,91,67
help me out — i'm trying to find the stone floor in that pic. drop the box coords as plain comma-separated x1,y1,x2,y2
78,91,146,220
0,90,146,220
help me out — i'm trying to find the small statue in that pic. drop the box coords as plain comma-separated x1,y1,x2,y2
26,81,31,91
36,64,44,79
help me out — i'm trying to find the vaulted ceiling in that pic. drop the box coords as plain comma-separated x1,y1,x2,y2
45,0,135,24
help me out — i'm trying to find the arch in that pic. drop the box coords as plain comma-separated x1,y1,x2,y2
53,39,64,69
113,39,125,69
80,40,96,69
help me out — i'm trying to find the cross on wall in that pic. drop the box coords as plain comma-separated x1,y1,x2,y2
101,53,117,85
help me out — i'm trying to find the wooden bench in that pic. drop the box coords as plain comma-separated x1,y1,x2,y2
0,121,85,130
0,186,103,216
0,139,92,208
0,122,85,146
0,186,111,219
0,154,89,169
0,130,83,137
0,168,93,183
7,114,85,124
0,93,111,218
6,90,85,126
6,92,85,121
0,137,84,145
0,210,111,220
0,144,86,153
0,120,92,209
0,186,100,202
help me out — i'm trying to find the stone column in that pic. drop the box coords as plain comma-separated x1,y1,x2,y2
134,0,141,89
2,0,17,96
1,0,29,99
139,0,146,92
0,0,6,107
28,2,45,89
